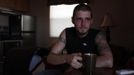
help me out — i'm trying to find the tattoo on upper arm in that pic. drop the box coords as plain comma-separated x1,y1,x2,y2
58,30,66,44
95,31,111,51
59,35,66,43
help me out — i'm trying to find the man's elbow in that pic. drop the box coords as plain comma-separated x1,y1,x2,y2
107,59,113,68
105,56,113,68
96,56,113,68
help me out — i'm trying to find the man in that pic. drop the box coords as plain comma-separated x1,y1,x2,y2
47,3,113,73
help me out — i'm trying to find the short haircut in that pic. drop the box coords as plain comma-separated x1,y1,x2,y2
72,3,92,18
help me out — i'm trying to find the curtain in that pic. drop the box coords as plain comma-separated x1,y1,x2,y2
48,0,90,5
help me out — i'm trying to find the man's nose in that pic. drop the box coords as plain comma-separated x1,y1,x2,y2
81,20,86,26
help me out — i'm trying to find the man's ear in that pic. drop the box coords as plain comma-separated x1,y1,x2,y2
91,18,93,24
72,17,74,24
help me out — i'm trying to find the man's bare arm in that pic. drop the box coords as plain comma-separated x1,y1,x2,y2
47,30,67,65
47,30,83,69
95,31,113,68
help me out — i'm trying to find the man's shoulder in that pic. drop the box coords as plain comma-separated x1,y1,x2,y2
88,28,102,39
65,27,75,32
65,27,75,30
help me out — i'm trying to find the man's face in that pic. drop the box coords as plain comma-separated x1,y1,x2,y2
73,10,93,35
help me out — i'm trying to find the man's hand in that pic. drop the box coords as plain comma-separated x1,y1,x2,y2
66,53,83,69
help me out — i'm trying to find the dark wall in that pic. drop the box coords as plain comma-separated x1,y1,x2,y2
90,0,134,51
29,0,134,51
29,0,50,47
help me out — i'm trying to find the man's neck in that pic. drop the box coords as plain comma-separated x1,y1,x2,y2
77,32,88,38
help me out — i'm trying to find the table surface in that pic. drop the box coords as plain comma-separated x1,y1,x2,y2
95,68,116,75
36,67,134,75
63,68,116,75
36,68,126,75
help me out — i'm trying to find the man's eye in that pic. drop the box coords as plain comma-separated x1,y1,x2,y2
86,18,91,20
76,18,81,20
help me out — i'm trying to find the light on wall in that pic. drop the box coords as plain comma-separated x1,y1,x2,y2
50,4,78,37
100,13,113,43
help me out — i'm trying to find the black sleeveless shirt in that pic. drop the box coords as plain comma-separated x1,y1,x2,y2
47,27,100,71
65,27,100,54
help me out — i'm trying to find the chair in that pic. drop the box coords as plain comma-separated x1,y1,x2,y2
110,44,130,69
4,47,36,75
